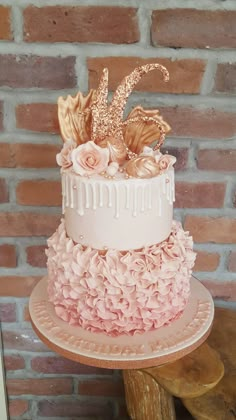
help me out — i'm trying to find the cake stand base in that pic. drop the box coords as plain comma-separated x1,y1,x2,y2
29,276,214,369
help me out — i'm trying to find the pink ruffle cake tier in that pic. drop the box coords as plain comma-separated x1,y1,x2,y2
46,220,196,337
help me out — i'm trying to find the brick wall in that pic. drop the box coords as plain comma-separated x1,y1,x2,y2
0,1,236,418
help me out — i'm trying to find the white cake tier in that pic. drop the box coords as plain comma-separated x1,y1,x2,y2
62,168,175,250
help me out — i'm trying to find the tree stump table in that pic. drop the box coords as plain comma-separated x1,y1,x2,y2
182,307,236,420
29,276,217,420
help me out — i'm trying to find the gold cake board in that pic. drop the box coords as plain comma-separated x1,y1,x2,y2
29,276,214,369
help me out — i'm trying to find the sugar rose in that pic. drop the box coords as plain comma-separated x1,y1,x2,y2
158,154,176,171
56,139,76,169
71,141,109,176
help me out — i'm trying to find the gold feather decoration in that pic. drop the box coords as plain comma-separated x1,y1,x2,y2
126,156,160,178
92,63,170,162
57,63,170,167
58,90,96,145
90,68,109,144
123,106,171,154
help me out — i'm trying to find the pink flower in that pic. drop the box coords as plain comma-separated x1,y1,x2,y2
56,139,76,169
162,238,184,261
71,141,109,176
158,154,176,171
47,220,196,336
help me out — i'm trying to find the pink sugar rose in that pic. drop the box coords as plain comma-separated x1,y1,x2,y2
56,139,76,169
158,154,176,171
71,141,109,176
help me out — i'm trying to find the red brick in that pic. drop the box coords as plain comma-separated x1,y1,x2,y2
0,55,76,89
0,212,60,236
0,6,12,40
202,280,236,301
184,216,236,244
24,6,139,44
31,356,111,375
4,355,25,371
26,245,47,268
2,329,49,352
151,10,236,49
37,399,113,418
0,244,17,267
7,378,73,396
16,103,59,133
0,303,16,322
78,379,124,397
175,182,225,208
0,143,60,168
0,276,40,297
88,57,205,94
233,189,236,208
197,149,236,171
16,180,61,206
9,400,29,417
160,107,236,139
24,305,30,321
214,63,236,94
161,147,188,171
0,178,8,203
228,252,236,272
0,101,3,131
194,251,220,272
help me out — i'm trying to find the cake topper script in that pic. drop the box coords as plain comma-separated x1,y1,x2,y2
56,64,176,179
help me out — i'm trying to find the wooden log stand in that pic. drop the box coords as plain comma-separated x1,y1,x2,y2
29,276,225,420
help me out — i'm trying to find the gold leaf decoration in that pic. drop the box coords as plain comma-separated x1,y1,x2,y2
126,156,160,178
107,139,127,164
108,63,169,141
91,68,109,145
57,63,171,175
58,90,96,145
123,106,171,154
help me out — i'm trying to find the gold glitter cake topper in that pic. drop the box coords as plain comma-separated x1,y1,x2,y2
57,63,175,178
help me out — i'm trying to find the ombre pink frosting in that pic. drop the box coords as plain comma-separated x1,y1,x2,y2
46,220,196,337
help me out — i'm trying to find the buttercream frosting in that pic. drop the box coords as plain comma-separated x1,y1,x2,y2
47,220,196,337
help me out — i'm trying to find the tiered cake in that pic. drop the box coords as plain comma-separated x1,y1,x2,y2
46,64,196,336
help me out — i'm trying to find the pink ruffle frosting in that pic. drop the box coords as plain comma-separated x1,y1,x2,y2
46,220,196,337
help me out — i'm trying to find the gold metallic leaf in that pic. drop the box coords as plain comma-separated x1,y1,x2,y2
123,106,171,154
58,90,96,145
107,139,127,164
126,156,160,178
91,68,109,145
108,64,169,140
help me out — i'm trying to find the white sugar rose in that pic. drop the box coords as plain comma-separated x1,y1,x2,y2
158,154,176,171
71,141,109,176
56,139,76,169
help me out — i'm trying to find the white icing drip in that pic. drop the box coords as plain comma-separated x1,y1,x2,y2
65,173,69,207
91,183,97,210
85,182,89,209
158,181,162,217
107,184,112,208
133,185,138,217
62,173,65,214
125,184,130,209
162,176,166,194
99,183,103,207
166,177,170,203
62,169,175,220
171,170,175,202
70,175,74,209
78,180,84,216
141,185,145,212
148,184,152,210
69,174,73,208
114,184,119,218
